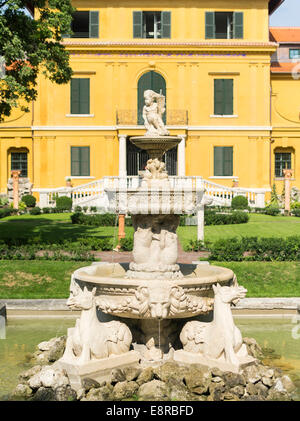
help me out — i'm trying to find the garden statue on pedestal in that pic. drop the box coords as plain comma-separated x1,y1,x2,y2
142,90,169,137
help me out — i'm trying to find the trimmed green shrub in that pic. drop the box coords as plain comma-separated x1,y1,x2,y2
184,239,206,252
231,195,249,210
42,207,52,214
203,235,300,261
120,237,133,251
77,237,113,251
22,194,36,208
0,197,8,207
56,196,73,211
29,207,41,215
71,212,117,226
74,205,82,212
0,208,18,219
264,205,280,216
292,209,300,217
204,210,249,226
209,237,245,261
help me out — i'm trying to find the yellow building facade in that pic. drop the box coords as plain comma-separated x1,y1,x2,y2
1,0,297,200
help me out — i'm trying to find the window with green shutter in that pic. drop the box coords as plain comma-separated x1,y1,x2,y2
205,11,243,39
214,147,233,177
71,78,90,115
68,11,99,38
214,79,233,116
133,11,171,38
71,147,90,176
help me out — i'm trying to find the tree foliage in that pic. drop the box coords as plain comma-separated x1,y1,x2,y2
0,0,75,121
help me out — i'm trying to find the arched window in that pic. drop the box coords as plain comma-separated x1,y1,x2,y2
137,71,166,125
9,148,29,178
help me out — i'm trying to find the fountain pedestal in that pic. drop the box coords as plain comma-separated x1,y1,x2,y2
56,93,256,390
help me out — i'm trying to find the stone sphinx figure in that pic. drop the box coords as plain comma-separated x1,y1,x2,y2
179,283,250,367
143,89,169,137
61,281,132,364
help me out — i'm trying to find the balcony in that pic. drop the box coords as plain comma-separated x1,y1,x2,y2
116,110,188,126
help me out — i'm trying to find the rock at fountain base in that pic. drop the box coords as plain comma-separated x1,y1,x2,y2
54,351,140,391
173,350,257,374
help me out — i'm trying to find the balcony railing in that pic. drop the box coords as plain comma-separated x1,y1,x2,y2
116,110,188,126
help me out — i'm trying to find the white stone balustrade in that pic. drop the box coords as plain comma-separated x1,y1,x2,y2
33,176,270,212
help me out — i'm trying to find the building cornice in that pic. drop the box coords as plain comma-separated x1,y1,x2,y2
31,125,272,132
62,40,278,54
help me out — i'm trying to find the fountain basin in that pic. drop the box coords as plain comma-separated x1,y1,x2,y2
72,263,235,319
130,135,181,160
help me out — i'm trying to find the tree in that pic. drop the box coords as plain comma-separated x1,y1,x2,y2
0,0,75,121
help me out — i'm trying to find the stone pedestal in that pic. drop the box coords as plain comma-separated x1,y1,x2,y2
283,169,293,214
11,170,21,209
55,351,140,391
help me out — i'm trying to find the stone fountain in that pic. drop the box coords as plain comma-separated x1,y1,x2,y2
55,89,256,390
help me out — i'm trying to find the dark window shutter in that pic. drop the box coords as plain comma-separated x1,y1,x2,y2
214,79,233,115
205,12,215,39
79,78,90,114
233,12,243,39
224,79,233,115
71,79,80,114
133,11,143,38
223,147,233,176
71,147,90,176
89,11,99,38
161,11,171,38
214,147,233,176
80,147,90,176
214,79,224,115
71,147,80,176
214,147,223,176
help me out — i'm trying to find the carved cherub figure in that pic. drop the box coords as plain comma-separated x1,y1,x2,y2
143,90,169,136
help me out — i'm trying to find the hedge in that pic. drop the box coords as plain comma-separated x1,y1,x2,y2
187,236,300,261
204,210,249,225
70,212,132,226
0,208,18,219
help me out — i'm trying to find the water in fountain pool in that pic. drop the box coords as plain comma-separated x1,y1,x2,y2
0,316,299,400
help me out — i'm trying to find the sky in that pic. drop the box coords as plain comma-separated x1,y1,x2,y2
270,0,300,26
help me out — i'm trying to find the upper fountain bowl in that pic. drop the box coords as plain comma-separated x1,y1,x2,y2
130,135,181,160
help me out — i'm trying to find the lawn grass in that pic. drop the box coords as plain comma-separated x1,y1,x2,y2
0,212,134,245
0,213,299,299
0,261,89,299
178,213,300,248
0,260,299,299
212,261,300,298
1,213,300,247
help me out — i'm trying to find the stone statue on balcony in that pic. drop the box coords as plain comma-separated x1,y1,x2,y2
143,90,169,137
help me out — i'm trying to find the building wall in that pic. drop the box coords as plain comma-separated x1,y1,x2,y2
1,0,294,197
271,73,300,193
